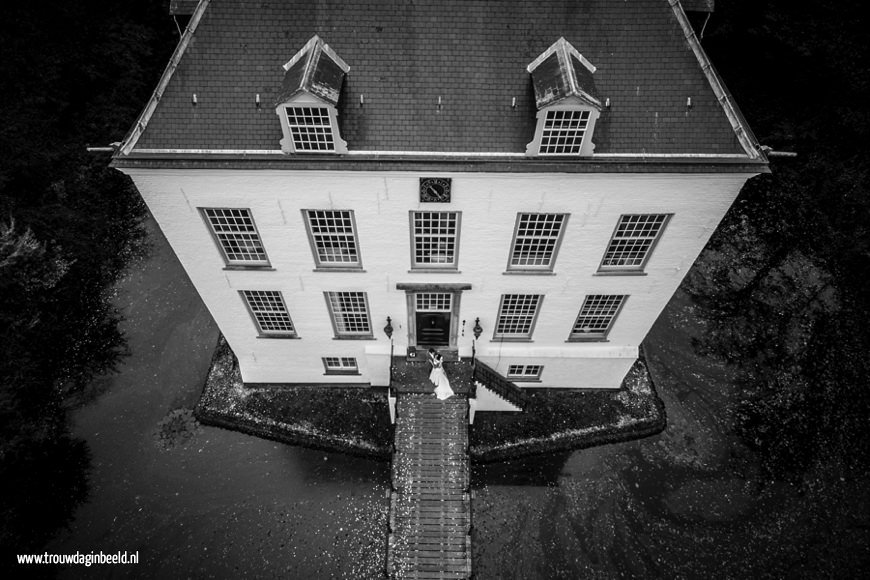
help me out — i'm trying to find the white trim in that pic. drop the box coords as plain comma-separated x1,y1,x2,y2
282,35,350,73
668,0,763,160
276,99,348,154
526,37,596,74
128,148,752,160
134,149,282,155
283,36,318,71
593,153,751,159
348,151,526,157
119,0,211,156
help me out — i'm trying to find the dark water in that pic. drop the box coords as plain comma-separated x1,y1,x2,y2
46,221,389,579
44,220,866,578
469,297,868,579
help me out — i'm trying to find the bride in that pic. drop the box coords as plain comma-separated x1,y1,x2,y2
428,352,454,400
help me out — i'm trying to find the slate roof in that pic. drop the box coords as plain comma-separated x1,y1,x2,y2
132,0,751,156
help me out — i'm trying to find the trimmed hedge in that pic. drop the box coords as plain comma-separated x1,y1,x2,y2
195,338,393,459
469,354,666,462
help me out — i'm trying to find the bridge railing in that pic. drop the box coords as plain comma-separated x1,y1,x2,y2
470,359,527,410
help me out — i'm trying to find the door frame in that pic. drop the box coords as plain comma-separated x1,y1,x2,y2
397,283,471,351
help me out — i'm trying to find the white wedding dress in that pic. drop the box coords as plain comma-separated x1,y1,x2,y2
429,360,454,400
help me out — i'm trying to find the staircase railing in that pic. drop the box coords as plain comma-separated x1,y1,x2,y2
471,359,527,410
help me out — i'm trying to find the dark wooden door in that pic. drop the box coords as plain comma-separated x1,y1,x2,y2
416,312,450,346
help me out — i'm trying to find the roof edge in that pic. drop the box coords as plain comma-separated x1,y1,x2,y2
117,0,212,156
111,152,770,175
668,0,766,162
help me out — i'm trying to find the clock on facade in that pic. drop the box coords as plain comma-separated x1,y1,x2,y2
419,177,452,203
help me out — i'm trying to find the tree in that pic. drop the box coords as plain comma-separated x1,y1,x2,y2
685,0,870,481
0,0,177,553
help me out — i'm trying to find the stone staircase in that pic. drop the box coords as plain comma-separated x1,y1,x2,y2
387,393,472,579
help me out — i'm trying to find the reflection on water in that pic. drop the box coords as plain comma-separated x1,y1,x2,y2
472,452,571,487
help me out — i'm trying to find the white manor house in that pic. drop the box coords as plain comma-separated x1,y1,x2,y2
113,0,767,411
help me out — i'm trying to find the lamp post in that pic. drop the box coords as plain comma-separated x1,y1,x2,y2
472,317,482,365
384,316,394,387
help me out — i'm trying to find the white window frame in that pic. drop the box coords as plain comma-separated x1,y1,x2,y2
415,293,453,312
285,105,336,152
324,291,373,339
599,214,672,272
526,102,600,157
240,290,297,337
201,208,269,267
322,357,359,375
507,364,544,381
303,209,362,269
409,211,461,270
276,94,348,154
568,294,627,341
493,294,543,341
507,213,568,272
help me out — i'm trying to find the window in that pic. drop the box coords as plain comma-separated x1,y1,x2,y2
241,290,296,336
285,106,335,152
569,294,627,340
410,212,460,269
202,208,269,266
416,293,452,312
304,210,361,268
494,294,543,340
508,213,567,271
322,357,359,374
539,110,591,155
325,291,372,338
600,214,671,271
507,364,543,381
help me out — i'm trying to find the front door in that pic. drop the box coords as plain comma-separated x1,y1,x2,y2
416,312,450,346
414,293,452,347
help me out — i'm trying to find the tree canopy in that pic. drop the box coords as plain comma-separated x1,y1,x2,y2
0,0,176,552
686,0,870,481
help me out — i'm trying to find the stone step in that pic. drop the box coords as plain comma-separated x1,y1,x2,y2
394,502,468,513
391,558,469,572
394,453,469,462
394,502,469,513
389,569,469,580
392,554,468,567
394,483,469,493
395,537,468,548
400,492,467,502
394,429,467,437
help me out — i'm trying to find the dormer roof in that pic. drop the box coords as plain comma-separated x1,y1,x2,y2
527,37,600,110
276,35,349,106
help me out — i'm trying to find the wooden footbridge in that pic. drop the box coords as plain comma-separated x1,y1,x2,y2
387,358,473,579
388,393,471,579
385,356,528,579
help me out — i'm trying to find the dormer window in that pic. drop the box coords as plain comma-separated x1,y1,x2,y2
275,36,349,154
526,38,602,157
285,105,336,152
539,109,591,155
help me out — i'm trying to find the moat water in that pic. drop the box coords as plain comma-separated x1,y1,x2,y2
46,220,862,578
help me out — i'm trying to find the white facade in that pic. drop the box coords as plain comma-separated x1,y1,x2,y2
122,168,755,389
